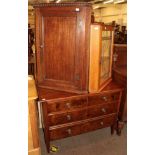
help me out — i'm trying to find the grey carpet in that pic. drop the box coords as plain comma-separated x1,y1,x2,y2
39,124,127,155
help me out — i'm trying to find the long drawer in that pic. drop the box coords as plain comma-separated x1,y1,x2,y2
49,114,116,140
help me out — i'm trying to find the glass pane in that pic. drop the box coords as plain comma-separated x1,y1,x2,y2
100,30,112,84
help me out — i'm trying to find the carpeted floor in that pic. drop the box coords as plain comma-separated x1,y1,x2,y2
39,125,127,155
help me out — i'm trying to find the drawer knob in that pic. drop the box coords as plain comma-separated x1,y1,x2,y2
66,102,71,108
101,108,106,113
100,121,104,126
66,115,71,121
102,96,108,101
67,129,72,135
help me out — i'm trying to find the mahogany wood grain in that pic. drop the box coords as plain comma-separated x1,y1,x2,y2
112,44,127,134
88,92,120,106
38,81,123,100
49,114,116,140
39,81,122,152
48,108,87,126
87,103,116,118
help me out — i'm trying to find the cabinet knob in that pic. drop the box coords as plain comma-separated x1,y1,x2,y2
66,102,71,108
67,129,72,135
75,8,80,12
66,114,71,121
102,96,108,101
40,45,44,48
101,108,106,113
100,121,104,126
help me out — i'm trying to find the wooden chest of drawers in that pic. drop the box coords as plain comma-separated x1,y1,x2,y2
38,82,123,152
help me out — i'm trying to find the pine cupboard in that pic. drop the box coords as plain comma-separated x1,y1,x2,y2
33,2,123,153
89,23,114,92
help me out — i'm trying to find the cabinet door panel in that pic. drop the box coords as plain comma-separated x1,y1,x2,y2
44,16,76,82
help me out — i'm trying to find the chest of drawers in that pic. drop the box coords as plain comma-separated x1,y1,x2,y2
38,81,123,152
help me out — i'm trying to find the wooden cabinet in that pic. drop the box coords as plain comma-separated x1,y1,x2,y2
89,23,114,92
33,2,123,153
34,2,91,93
39,82,122,152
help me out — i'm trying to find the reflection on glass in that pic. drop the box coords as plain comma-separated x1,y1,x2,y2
100,30,112,84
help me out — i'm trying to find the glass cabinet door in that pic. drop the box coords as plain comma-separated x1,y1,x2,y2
99,30,113,85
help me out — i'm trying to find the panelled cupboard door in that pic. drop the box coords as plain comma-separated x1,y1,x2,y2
34,3,91,94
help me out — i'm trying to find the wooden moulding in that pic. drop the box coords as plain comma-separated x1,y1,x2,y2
33,2,92,8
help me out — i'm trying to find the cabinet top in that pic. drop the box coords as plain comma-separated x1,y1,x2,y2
33,2,92,8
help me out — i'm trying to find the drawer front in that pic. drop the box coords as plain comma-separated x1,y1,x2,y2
50,123,88,140
47,98,87,113
48,108,87,126
86,115,117,132
49,115,116,140
88,92,120,106
87,103,116,119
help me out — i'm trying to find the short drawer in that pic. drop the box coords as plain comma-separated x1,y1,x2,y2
48,108,87,126
49,114,116,140
87,103,117,119
86,115,117,132
47,97,87,113
88,92,120,106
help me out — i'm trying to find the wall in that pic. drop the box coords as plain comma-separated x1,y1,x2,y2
94,3,127,27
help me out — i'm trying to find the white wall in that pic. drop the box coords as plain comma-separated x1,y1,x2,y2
94,3,127,27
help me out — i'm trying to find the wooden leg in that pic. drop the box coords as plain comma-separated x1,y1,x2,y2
117,121,124,136
46,141,50,153
111,125,115,135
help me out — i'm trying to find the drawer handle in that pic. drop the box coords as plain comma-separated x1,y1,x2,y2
67,129,72,135
100,121,104,126
101,108,106,113
102,96,108,101
66,115,71,121
66,102,71,108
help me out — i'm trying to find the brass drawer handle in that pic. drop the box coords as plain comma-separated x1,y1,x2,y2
66,102,71,108
66,114,71,121
67,129,72,135
101,108,106,113
100,121,104,126
102,96,108,101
